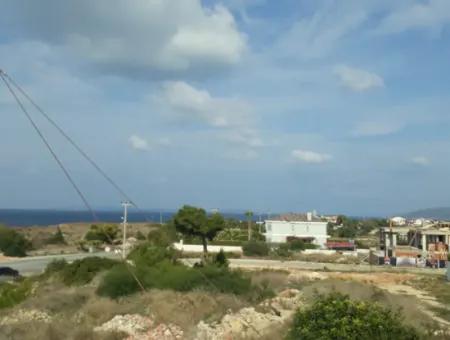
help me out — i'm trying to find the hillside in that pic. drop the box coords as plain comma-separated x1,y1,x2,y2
404,207,450,220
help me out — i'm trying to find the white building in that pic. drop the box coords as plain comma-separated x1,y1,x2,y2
390,216,407,226
264,212,329,248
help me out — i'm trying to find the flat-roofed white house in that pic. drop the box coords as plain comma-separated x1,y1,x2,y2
264,212,329,248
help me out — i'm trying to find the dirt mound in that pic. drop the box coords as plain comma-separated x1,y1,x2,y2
194,289,303,339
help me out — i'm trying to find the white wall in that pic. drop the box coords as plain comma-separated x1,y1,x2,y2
173,243,242,253
264,220,328,248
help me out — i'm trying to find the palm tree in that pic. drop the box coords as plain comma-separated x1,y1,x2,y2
245,210,254,241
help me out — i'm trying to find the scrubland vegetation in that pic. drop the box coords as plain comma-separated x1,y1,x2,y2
288,293,421,340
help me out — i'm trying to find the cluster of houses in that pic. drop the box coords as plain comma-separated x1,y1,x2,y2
262,212,449,268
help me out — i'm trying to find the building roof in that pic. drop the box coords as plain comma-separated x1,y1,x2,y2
269,213,324,222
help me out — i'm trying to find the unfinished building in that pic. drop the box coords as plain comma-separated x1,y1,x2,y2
379,222,449,267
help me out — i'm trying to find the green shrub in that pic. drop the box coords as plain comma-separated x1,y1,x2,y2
242,241,269,257
58,257,118,285
0,225,31,257
213,249,229,267
273,243,291,257
98,245,255,299
0,280,32,309
84,224,118,244
45,227,66,245
147,227,176,247
127,243,178,266
135,230,146,240
198,265,252,295
44,259,68,276
96,264,140,298
287,293,421,340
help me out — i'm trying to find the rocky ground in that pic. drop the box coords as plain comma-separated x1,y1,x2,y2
1,268,448,339
90,288,303,340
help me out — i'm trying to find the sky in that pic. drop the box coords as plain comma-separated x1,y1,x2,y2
1,0,450,216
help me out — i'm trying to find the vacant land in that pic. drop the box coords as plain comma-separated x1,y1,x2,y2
1,263,448,339
15,222,157,256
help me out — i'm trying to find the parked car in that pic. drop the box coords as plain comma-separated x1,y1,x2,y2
0,266,19,277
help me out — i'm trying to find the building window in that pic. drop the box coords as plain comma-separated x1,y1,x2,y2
267,223,272,232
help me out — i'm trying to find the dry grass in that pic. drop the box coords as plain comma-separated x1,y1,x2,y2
0,320,124,340
18,222,158,255
249,269,289,292
410,275,450,305
292,252,362,264
0,277,249,339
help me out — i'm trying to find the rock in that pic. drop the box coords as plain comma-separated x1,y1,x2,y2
94,314,154,336
95,314,183,340
0,309,52,326
194,289,303,339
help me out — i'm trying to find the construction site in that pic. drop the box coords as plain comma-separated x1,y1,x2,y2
378,219,450,268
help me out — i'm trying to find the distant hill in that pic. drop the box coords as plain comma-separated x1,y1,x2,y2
404,207,450,220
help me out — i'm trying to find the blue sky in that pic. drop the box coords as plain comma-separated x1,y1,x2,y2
1,0,450,216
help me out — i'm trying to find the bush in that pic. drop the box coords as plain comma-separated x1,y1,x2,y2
213,249,229,267
273,243,291,257
127,243,178,266
98,245,257,299
147,227,176,247
58,257,118,285
45,227,66,245
96,264,140,298
135,230,146,240
287,293,421,340
242,241,270,257
44,259,68,276
0,280,32,309
287,239,316,251
0,225,31,257
85,224,119,244
97,260,254,299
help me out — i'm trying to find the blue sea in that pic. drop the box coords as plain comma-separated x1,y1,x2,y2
0,209,255,227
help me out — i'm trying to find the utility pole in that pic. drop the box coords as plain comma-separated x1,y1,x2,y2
160,211,163,225
121,201,131,259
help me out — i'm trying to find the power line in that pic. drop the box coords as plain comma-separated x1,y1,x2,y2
0,70,98,221
1,69,150,292
3,71,154,223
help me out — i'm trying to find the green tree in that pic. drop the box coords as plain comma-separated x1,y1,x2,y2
173,205,225,255
85,224,119,244
288,293,421,340
245,210,254,241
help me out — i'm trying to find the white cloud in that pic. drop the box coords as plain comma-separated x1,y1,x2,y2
334,65,384,92
224,148,259,160
129,135,150,151
353,121,401,137
291,149,331,164
375,0,450,35
8,1,246,75
160,81,252,128
275,4,368,59
411,156,430,166
128,135,171,151
223,129,264,148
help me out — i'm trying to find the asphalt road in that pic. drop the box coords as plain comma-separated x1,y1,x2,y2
0,252,120,276
1,253,445,277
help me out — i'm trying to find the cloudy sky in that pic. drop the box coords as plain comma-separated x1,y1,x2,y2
1,0,450,216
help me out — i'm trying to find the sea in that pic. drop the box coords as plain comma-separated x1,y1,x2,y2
0,209,255,227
